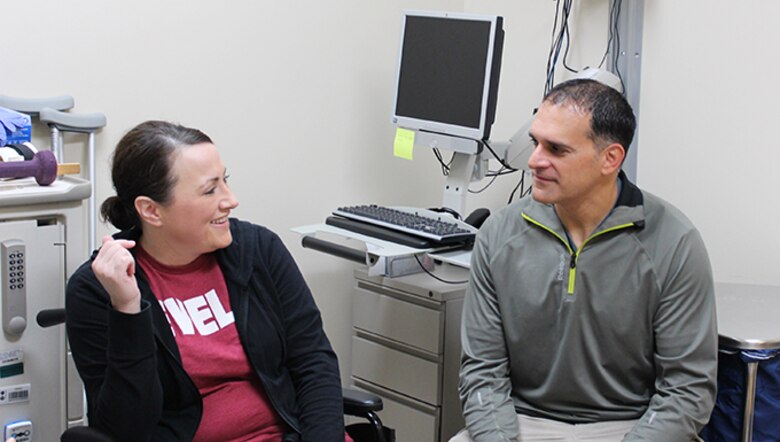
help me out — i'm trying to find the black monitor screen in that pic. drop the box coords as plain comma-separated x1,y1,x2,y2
396,16,492,130
393,12,503,142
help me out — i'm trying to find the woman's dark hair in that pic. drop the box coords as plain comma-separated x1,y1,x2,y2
100,121,212,230
543,79,636,153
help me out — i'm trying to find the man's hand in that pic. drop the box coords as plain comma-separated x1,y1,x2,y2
92,235,142,314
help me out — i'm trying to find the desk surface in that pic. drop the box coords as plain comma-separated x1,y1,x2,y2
716,282,780,350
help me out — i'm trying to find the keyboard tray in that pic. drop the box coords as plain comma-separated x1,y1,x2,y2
325,216,433,249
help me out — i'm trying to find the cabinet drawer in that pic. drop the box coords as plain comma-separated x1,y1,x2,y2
352,336,440,405
354,285,442,353
354,380,440,442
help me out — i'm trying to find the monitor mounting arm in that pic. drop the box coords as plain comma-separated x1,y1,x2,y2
410,68,622,218
488,68,624,171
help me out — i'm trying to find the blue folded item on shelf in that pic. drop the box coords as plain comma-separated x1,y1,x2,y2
0,107,32,146
700,348,780,441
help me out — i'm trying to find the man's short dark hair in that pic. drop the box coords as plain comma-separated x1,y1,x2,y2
543,78,636,153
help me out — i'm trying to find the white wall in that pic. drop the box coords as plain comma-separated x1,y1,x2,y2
13,0,769,387
469,0,780,288
1,0,462,382
463,0,610,193
639,1,780,286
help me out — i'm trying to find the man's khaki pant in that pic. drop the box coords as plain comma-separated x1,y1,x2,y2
449,414,639,442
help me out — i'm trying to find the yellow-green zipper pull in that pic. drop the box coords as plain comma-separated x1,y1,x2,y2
568,252,577,295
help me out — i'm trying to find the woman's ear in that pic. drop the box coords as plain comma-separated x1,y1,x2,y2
134,196,163,227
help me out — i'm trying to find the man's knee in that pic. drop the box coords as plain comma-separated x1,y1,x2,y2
448,428,474,442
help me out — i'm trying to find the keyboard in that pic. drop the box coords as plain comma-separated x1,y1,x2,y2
329,205,477,247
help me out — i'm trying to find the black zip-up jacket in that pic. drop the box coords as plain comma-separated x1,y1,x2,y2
66,219,345,441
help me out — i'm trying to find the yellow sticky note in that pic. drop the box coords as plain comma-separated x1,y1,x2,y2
393,127,415,160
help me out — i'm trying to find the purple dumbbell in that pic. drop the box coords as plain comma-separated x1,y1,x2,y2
0,150,63,186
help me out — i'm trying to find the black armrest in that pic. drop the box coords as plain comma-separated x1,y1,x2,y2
343,387,383,415
464,207,490,229
37,308,66,328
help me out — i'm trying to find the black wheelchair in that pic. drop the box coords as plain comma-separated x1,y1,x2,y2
37,309,395,442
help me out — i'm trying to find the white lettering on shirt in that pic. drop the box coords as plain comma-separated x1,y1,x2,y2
158,289,235,337
163,298,195,335
205,289,235,328
556,252,567,281
184,296,219,336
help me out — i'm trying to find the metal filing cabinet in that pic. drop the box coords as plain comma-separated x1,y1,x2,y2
351,265,467,442
0,176,89,441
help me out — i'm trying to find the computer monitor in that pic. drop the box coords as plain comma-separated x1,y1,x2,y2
392,10,504,151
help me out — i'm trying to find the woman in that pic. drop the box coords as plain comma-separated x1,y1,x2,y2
66,121,350,441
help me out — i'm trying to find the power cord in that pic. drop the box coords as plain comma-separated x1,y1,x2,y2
427,206,462,220
414,255,469,285
432,147,454,176
545,0,575,95
608,0,626,94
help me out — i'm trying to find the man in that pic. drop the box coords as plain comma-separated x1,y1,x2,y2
452,79,717,442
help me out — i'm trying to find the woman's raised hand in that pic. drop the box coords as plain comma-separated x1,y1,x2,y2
92,235,142,314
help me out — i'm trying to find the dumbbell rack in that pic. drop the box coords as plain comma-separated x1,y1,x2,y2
0,95,106,252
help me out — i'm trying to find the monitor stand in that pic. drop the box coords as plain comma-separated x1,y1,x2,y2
442,152,476,218
411,131,483,218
